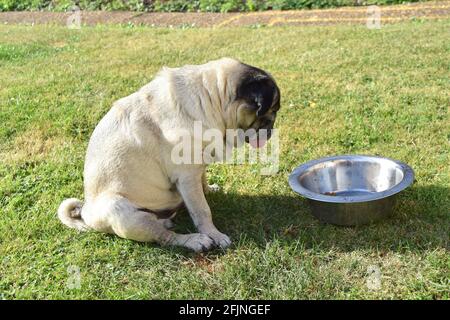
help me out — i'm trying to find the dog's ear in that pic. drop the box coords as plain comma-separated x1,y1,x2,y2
237,74,277,117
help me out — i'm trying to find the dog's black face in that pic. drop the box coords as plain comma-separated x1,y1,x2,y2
235,64,281,146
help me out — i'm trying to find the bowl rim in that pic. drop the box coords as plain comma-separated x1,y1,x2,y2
288,154,415,203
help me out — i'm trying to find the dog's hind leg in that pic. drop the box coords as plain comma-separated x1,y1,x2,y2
82,194,214,252
161,218,175,229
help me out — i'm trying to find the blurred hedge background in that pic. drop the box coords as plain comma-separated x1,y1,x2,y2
0,0,428,13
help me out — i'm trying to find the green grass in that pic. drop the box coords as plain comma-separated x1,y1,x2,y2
0,0,429,13
0,20,449,299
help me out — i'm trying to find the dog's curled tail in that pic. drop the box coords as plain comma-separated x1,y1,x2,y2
57,198,89,231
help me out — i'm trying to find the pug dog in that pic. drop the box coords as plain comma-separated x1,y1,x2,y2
58,58,280,252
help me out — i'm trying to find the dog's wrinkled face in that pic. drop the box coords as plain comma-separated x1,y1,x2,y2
235,64,280,148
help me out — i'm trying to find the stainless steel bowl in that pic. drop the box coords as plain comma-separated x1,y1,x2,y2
288,155,414,226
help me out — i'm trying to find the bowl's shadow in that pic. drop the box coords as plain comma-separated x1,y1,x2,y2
172,184,449,253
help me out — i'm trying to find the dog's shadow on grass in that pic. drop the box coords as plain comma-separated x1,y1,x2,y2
172,184,449,253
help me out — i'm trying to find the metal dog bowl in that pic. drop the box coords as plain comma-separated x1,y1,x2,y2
288,155,414,226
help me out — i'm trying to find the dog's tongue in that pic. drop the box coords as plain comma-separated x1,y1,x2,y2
249,136,267,148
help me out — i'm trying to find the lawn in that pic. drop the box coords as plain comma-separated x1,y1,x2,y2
0,20,449,299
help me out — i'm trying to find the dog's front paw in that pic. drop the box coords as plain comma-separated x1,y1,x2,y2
184,233,215,252
206,230,231,249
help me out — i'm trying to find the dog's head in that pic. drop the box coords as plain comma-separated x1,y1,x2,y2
234,63,280,148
